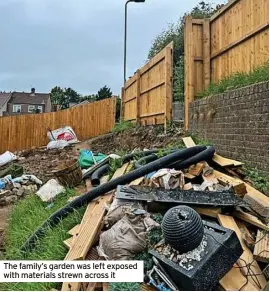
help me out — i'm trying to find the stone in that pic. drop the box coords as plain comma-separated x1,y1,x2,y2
12,182,21,189
22,184,38,195
0,190,12,199
5,195,17,204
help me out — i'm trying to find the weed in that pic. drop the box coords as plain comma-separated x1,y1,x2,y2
112,121,135,133
243,166,269,195
109,282,141,291
197,62,269,98
191,136,213,147
108,156,124,179
134,251,154,271
1,190,85,291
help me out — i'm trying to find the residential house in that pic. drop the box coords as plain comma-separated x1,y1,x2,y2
0,88,51,116
0,92,12,116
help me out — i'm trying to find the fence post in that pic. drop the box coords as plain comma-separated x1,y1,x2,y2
121,86,125,121
184,15,195,131
164,42,173,129
203,19,211,89
136,70,141,125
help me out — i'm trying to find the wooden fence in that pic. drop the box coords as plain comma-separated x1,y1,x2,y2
0,98,116,153
184,0,269,129
121,42,173,127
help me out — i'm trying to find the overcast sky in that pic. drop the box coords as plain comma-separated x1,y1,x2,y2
0,0,224,95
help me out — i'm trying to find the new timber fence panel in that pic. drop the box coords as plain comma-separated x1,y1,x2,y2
0,98,116,153
122,42,173,126
184,0,269,130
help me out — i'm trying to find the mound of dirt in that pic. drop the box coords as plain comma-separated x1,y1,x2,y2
86,124,185,154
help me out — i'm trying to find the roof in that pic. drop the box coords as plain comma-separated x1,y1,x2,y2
9,92,50,105
0,93,12,108
71,100,89,107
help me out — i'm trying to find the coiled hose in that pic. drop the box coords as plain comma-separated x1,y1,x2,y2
21,146,207,252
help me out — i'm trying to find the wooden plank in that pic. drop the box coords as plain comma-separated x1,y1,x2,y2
184,172,196,180
136,70,141,125
182,136,196,147
194,207,221,218
68,224,81,236
253,230,269,263
164,44,173,126
203,19,210,89
210,0,241,22
217,214,267,289
183,182,193,190
100,175,109,185
233,210,269,231
129,177,144,186
111,162,129,180
243,183,269,218
188,162,205,176
213,153,243,167
63,237,73,249
219,265,257,291
213,170,247,196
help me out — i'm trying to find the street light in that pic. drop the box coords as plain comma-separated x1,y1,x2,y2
124,0,145,84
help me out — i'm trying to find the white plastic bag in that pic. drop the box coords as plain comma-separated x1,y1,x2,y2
36,179,65,202
47,140,69,149
47,126,78,144
0,151,17,167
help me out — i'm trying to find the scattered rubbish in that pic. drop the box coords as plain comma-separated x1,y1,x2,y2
0,151,17,167
98,213,147,260
161,206,204,253
47,140,70,150
13,174,42,185
79,150,107,169
149,168,185,190
36,179,65,202
52,159,82,187
116,185,245,208
47,126,78,143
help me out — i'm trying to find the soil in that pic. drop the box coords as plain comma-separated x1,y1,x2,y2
86,124,185,154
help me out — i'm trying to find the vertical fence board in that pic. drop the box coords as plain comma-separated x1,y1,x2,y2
184,0,269,130
122,42,173,126
0,98,116,153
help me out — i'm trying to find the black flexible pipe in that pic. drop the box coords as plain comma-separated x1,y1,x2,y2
134,146,215,171
91,164,110,186
21,146,206,252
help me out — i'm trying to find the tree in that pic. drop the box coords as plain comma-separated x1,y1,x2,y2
50,86,69,109
65,87,80,104
147,2,223,101
96,85,112,101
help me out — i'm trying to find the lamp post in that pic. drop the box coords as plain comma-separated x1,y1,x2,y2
124,0,145,84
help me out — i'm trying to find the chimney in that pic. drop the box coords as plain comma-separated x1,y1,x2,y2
31,87,35,95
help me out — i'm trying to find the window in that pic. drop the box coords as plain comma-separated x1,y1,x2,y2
13,105,21,113
28,105,35,113
37,106,43,113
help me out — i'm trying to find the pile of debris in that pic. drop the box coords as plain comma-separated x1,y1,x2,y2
54,136,269,291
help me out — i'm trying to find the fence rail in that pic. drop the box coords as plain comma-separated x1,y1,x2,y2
121,42,173,127
0,98,116,153
184,0,269,129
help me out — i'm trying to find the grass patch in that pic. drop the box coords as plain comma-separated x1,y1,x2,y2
197,62,269,98
0,190,85,291
112,121,134,133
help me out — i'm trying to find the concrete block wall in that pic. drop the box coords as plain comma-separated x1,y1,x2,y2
188,82,269,174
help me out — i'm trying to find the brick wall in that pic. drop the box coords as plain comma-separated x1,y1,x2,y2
173,101,184,121
189,81,269,173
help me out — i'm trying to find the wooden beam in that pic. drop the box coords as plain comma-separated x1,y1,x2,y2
212,153,243,167
164,43,173,127
129,177,144,186
140,81,165,95
243,183,269,218
136,70,141,125
233,210,269,231
217,214,266,289
203,19,210,89
211,22,269,59
213,170,247,196
189,162,205,176
253,230,269,263
193,207,221,218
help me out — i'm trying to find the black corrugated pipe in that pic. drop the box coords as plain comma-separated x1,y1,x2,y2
91,164,110,186
134,146,215,171
21,146,206,252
